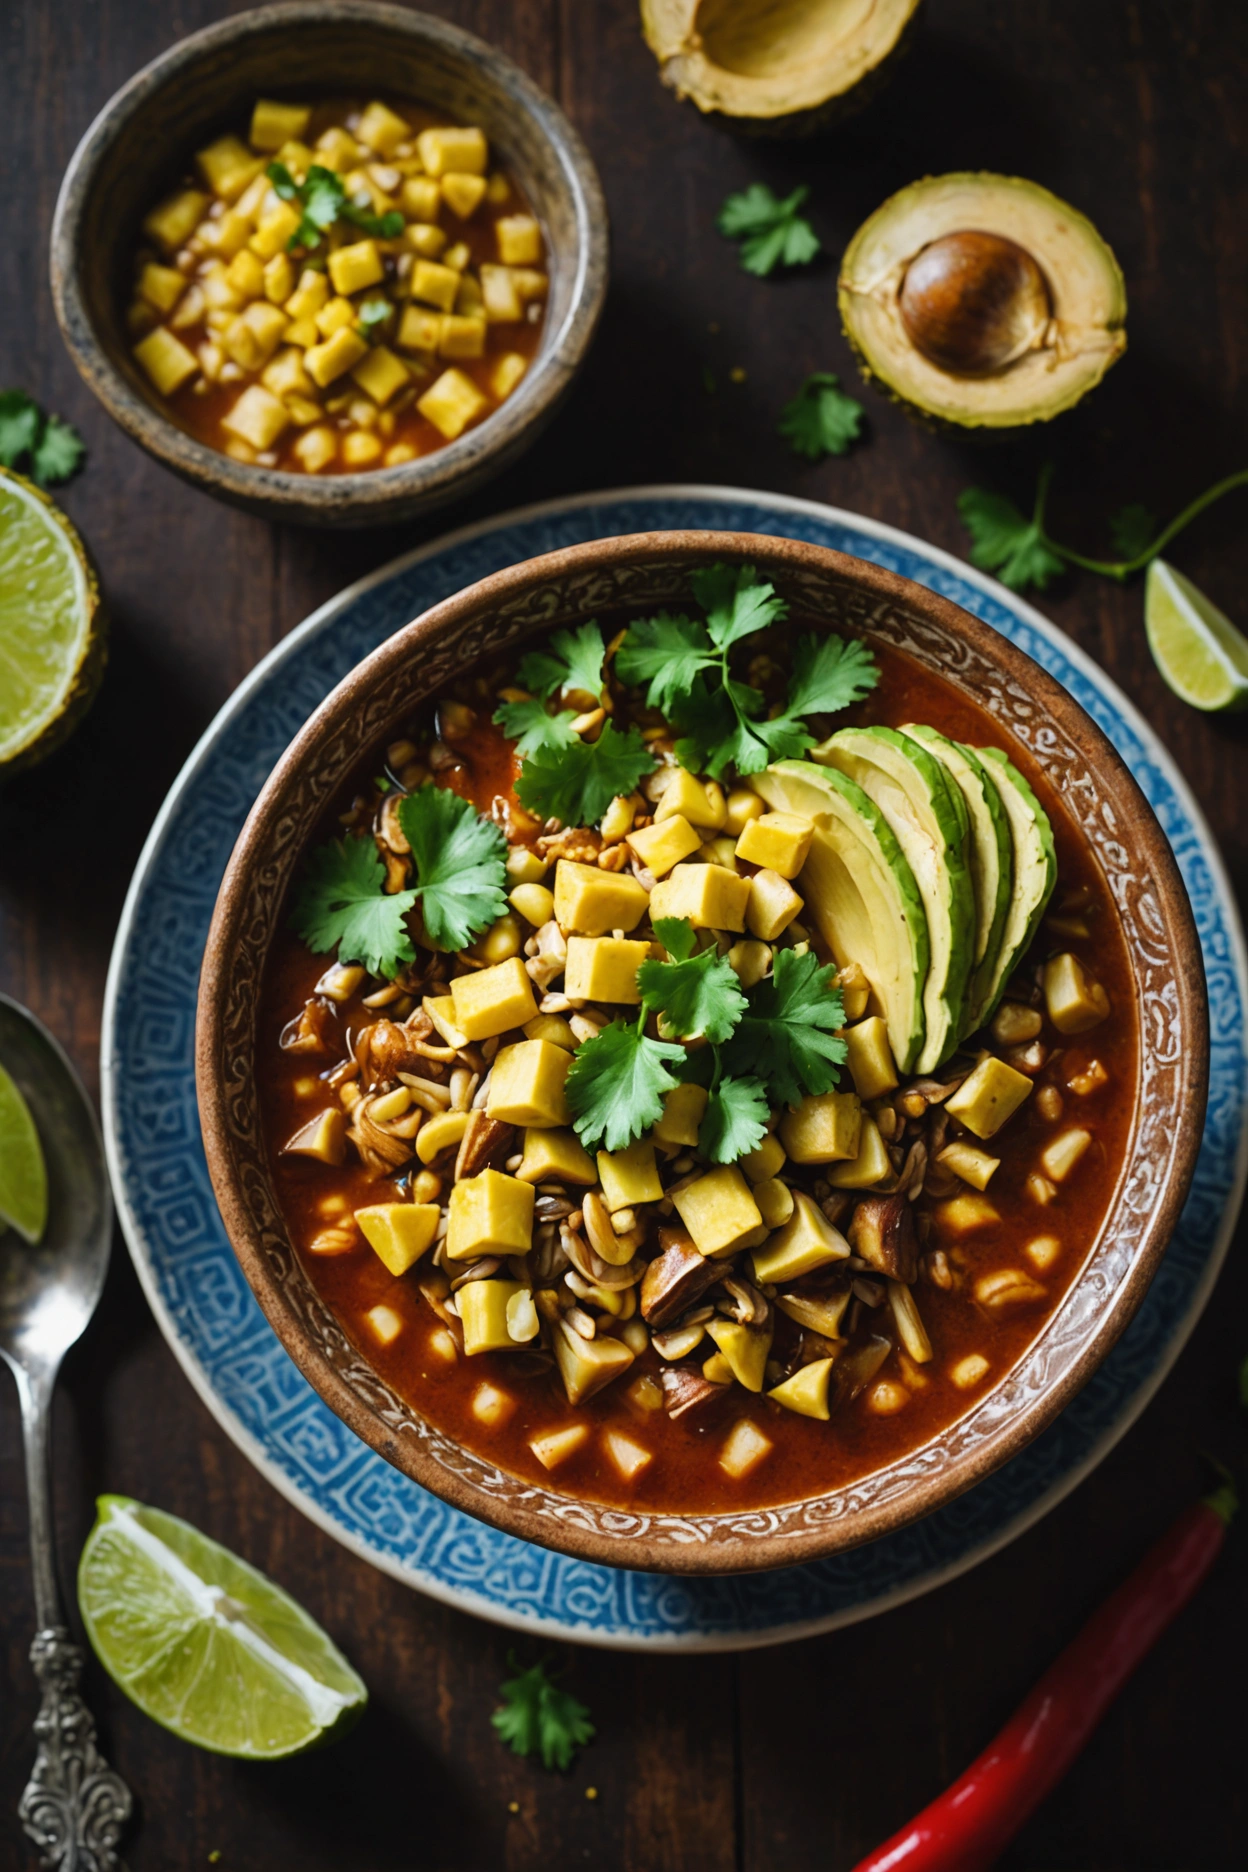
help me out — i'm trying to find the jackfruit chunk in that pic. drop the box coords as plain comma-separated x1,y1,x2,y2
280,1108,346,1165
673,1165,765,1258
552,1320,635,1404
653,1081,708,1147
486,1039,572,1127
446,1169,535,1260
736,811,813,879
746,869,804,941
750,1191,850,1284
945,1056,1033,1139
459,1279,529,1355
1043,952,1110,1034
779,1091,862,1164
706,1318,773,1393
598,1139,663,1209
564,936,649,1004
626,814,702,878
648,862,751,932
355,1202,440,1276
842,1017,899,1101
554,861,649,935
450,955,538,1040
656,768,727,829
516,1127,597,1185
769,1357,837,1419
718,1419,772,1478
827,1116,894,1189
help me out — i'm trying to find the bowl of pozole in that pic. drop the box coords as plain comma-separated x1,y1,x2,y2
197,532,1207,1573
50,3,607,527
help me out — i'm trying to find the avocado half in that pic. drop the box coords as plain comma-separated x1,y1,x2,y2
639,0,924,135
838,173,1127,429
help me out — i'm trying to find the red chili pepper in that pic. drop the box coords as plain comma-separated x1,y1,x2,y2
852,1481,1236,1872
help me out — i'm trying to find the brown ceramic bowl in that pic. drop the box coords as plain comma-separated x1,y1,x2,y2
50,2,607,528
196,532,1207,1573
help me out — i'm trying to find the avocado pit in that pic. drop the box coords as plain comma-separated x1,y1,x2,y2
898,230,1052,377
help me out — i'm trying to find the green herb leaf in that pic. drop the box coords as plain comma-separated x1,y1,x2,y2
638,918,747,1043
491,1655,594,1773
777,372,865,460
340,199,406,240
690,562,788,649
783,631,879,717
356,297,393,339
565,1019,685,1151
517,621,606,704
957,487,1066,593
1109,502,1156,560
493,695,580,758
514,721,655,829
291,836,417,978
397,785,508,952
724,949,846,1107
615,613,717,716
717,183,820,278
0,390,86,488
266,161,384,251
699,1075,770,1164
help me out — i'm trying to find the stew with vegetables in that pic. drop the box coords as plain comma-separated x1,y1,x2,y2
258,565,1137,1513
128,96,546,473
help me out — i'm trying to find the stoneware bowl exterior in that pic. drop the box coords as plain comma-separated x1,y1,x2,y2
196,532,1208,1574
50,2,608,528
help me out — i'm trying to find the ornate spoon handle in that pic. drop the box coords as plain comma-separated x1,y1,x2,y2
20,1627,133,1871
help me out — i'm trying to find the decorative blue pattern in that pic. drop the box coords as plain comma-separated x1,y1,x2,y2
101,488,1247,1651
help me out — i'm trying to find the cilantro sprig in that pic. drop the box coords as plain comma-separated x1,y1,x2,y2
959,461,1248,594
266,162,404,251
723,949,848,1108
517,621,605,706
639,917,745,1043
778,373,865,461
0,391,85,488
717,183,820,277
291,785,507,973
617,564,879,780
492,1655,594,1773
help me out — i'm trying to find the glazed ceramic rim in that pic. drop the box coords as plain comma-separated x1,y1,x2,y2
49,1,607,522
193,522,1209,1575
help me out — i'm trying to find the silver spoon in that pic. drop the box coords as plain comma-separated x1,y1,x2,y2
0,994,132,1871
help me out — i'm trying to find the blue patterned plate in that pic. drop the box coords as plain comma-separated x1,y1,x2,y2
101,487,1247,1651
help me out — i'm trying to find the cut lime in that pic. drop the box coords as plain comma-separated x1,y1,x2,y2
0,1061,47,1242
1145,558,1248,712
78,1496,367,1758
0,468,105,771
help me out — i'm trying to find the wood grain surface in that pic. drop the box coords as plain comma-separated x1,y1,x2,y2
2,3,1245,1867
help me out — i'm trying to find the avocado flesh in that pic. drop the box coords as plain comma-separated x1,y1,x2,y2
752,759,928,1074
903,724,1013,1036
838,172,1127,428
971,748,1057,1024
639,0,923,130
813,726,974,1073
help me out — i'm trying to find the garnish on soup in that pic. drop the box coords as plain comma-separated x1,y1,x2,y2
127,96,547,473
259,565,1135,1512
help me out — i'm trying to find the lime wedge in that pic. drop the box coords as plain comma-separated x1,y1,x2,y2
1145,558,1248,712
78,1496,367,1758
0,1060,47,1243
0,468,105,770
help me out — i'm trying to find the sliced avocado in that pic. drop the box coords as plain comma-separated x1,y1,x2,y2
813,726,974,1073
640,0,923,135
752,759,928,1073
838,173,1127,430
903,724,1012,1036
971,748,1057,1025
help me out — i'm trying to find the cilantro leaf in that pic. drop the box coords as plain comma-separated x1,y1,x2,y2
565,1019,685,1151
0,390,86,488
356,297,393,339
638,918,746,1042
397,785,508,951
784,631,879,717
957,487,1066,593
615,613,717,716
492,1655,594,1773
699,1075,770,1164
717,183,821,277
724,949,847,1107
493,695,580,758
265,162,403,249
514,721,655,828
778,373,865,460
517,621,606,704
291,836,417,978
340,198,405,239
690,562,787,649
1109,502,1156,560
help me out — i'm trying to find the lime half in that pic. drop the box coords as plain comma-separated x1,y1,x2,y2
0,468,105,771
0,1061,48,1243
78,1496,367,1758
1145,558,1248,712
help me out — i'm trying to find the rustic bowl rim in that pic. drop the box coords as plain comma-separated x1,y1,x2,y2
196,529,1209,1574
48,0,607,524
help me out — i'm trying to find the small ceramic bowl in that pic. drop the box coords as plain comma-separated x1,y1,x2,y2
50,2,607,528
196,531,1208,1574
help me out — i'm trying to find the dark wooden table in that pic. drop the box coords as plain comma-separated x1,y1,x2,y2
3,3,1246,1866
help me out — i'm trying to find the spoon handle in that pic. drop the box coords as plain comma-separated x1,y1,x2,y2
13,1364,133,1871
